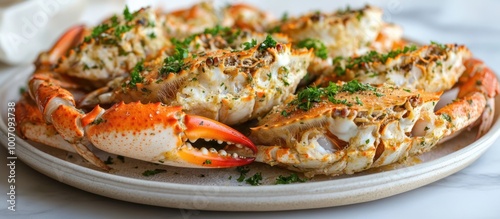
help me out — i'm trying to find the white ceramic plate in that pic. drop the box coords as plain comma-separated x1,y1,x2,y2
1,64,500,211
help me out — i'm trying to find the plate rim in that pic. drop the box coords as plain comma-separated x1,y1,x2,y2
1,65,499,211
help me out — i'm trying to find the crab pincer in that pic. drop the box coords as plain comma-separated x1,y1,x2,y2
83,102,257,168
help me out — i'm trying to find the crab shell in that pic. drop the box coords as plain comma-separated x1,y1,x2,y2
113,42,312,125
222,3,276,32
164,2,219,38
278,5,404,80
315,44,473,93
250,84,443,176
280,5,388,58
56,7,169,83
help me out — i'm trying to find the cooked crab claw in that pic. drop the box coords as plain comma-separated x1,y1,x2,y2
184,115,257,154
84,102,256,168
178,114,257,167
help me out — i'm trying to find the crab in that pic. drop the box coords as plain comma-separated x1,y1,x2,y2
56,7,170,87
250,76,498,177
314,43,498,137
80,33,309,125
15,15,263,171
276,5,405,82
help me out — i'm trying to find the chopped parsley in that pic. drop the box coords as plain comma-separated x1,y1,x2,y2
259,35,277,51
292,80,376,111
441,113,452,123
275,173,307,184
281,12,289,22
267,25,281,34
104,156,113,164
158,36,197,75
431,41,447,50
203,25,241,44
113,24,132,39
236,166,250,182
91,118,105,125
117,155,125,163
204,25,229,36
84,6,138,43
123,6,135,21
332,45,417,76
245,172,263,186
203,159,212,165
281,110,289,117
84,23,110,42
336,6,352,15
242,39,257,50
126,60,145,87
355,96,363,105
142,169,166,176
296,38,328,59
159,46,188,75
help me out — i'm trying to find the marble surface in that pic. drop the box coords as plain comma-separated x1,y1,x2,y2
1,0,500,218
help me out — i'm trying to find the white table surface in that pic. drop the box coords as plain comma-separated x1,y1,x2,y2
1,0,500,218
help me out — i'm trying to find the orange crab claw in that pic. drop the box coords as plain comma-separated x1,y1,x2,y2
184,115,257,154
177,149,255,168
37,25,85,67
178,115,257,167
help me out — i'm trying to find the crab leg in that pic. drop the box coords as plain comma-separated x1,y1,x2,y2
458,59,500,137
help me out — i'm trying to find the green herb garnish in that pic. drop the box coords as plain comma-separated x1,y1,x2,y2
267,26,281,34
91,118,105,125
296,38,328,60
281,12,289,22
332,45,417,76
441,113,452,123
126,60,145,87
84,24,110,42
275,173,307,184
117,155,125,163
431,41,447,50
204,25,229,36
355,96,363,105
243,39,257,50
148,32,157,39
236,166,250,182
259,35,277,51
245,172,263,186
142,169,166,177
160,47,188,75
84,6,138,43
114,24,132,39
104,156,113,164
123,5,134,22
293,80,375,111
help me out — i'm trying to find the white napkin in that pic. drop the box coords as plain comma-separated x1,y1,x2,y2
0,0,88,65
